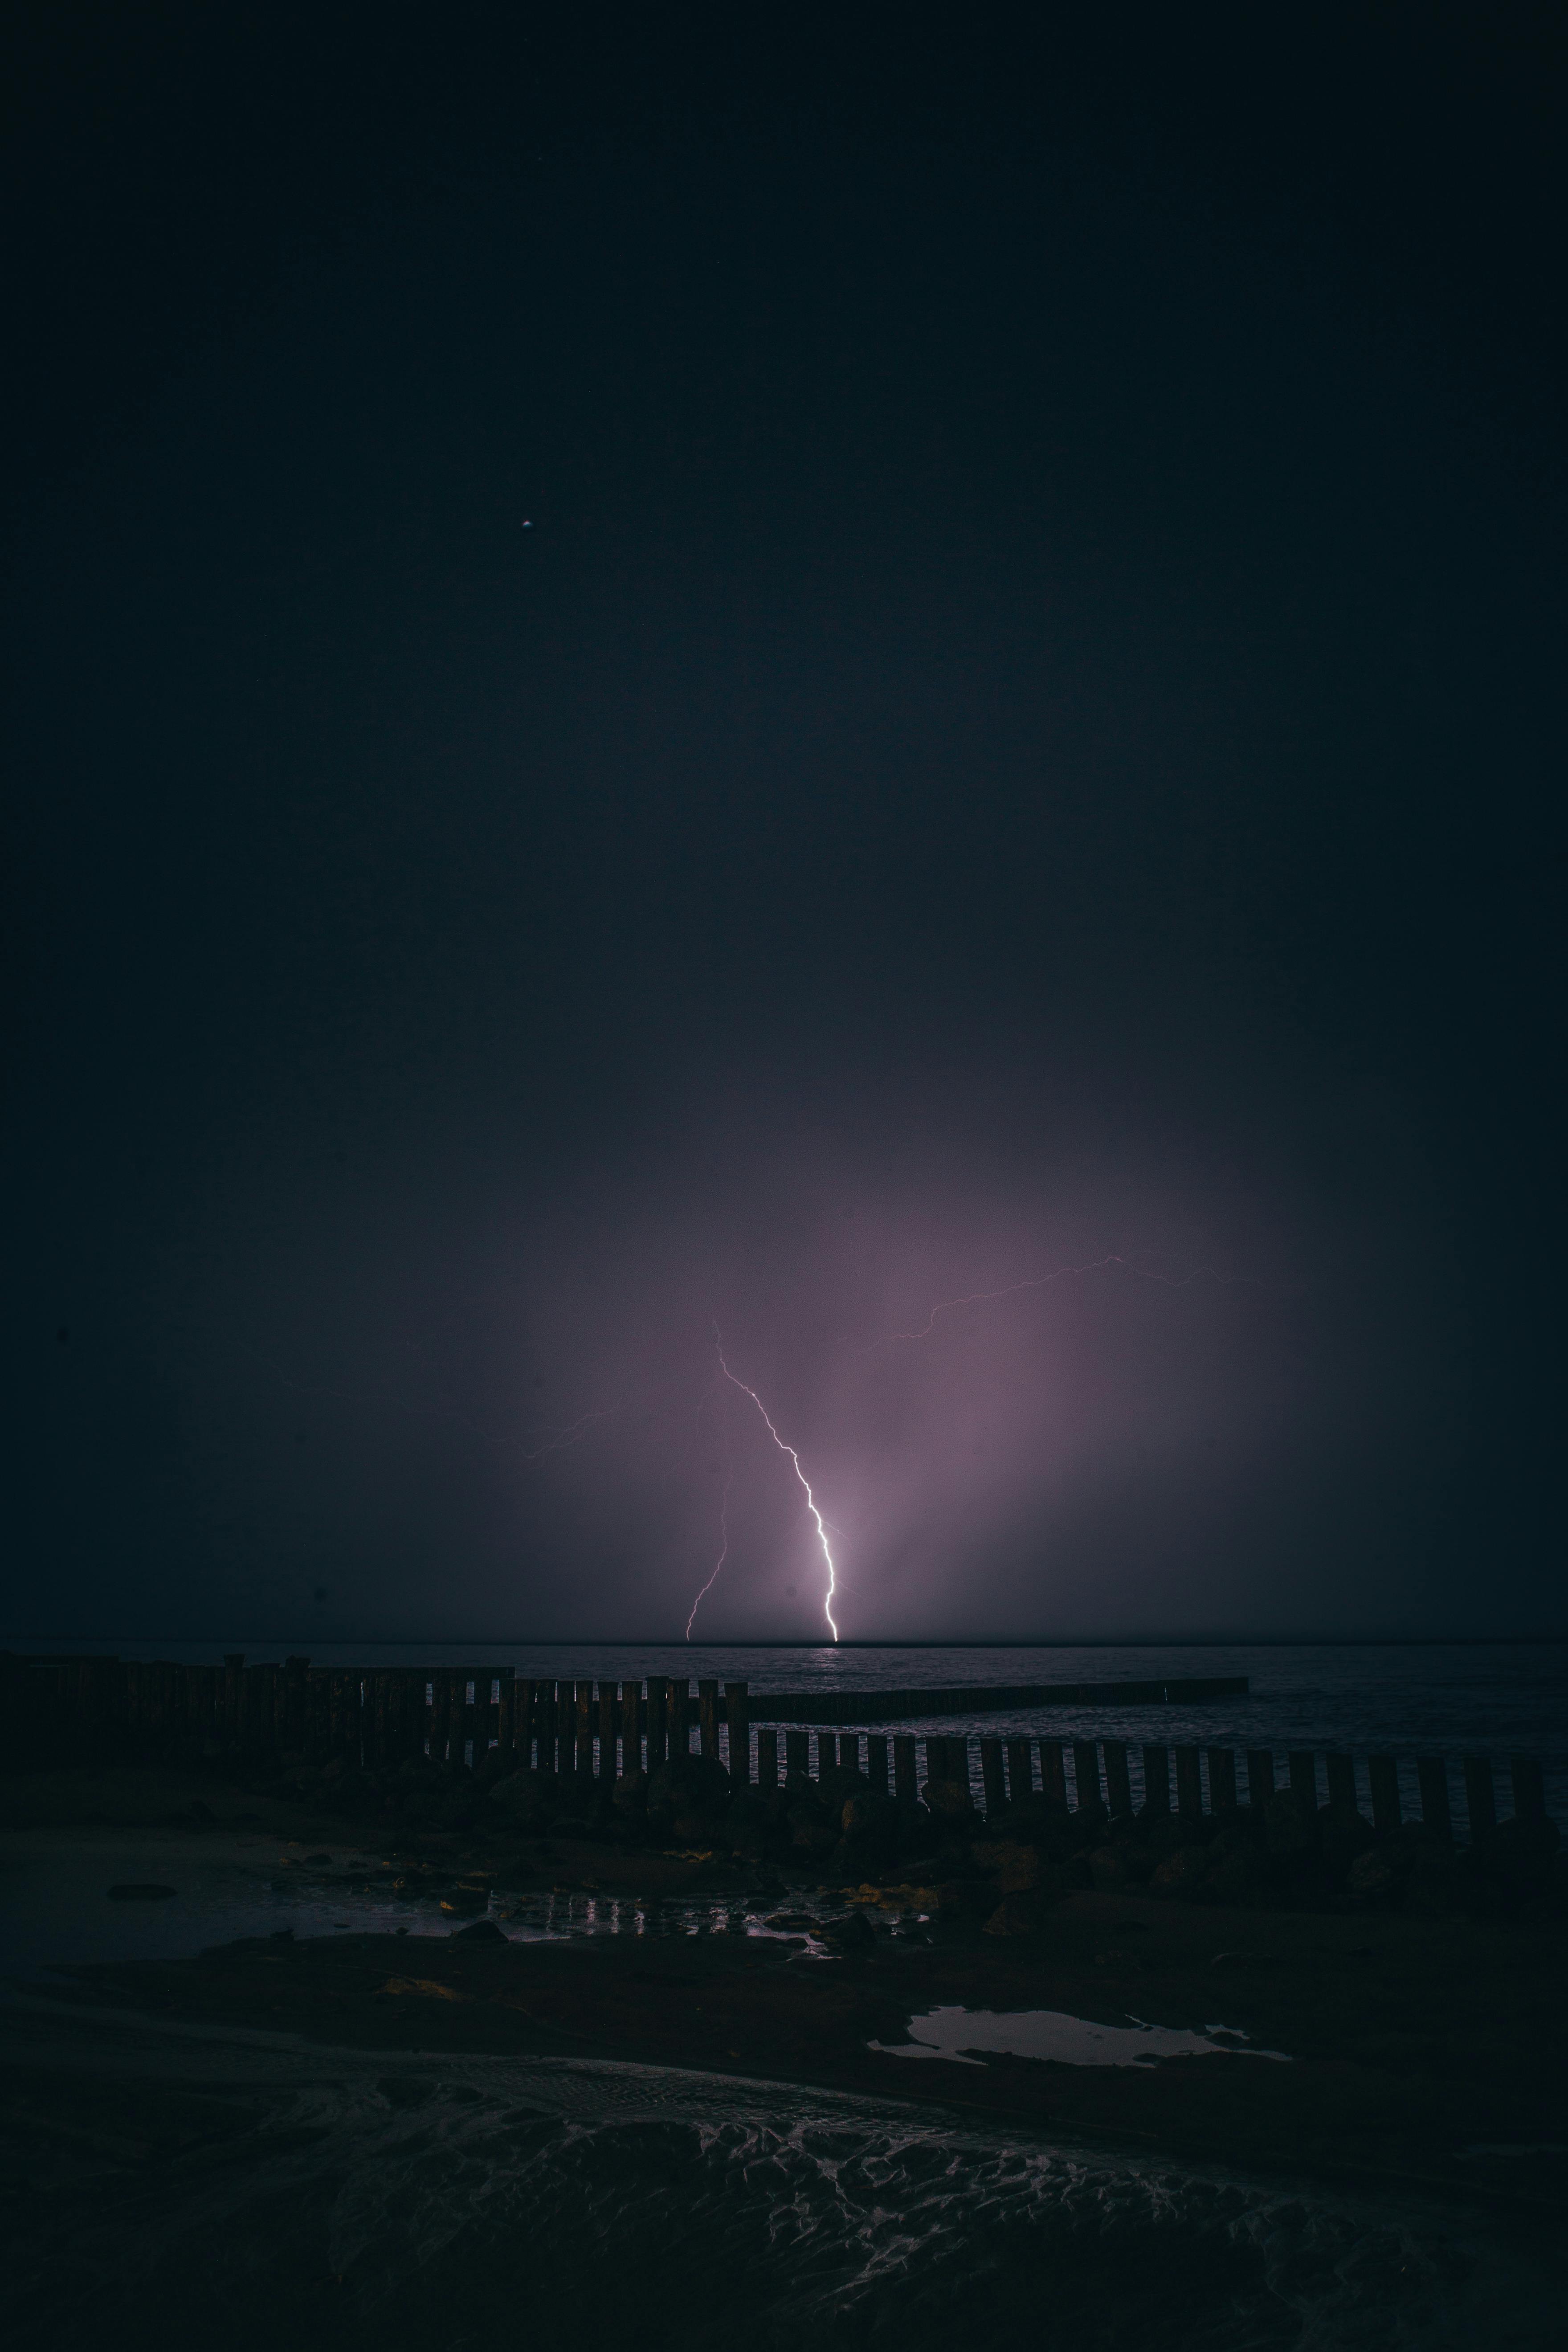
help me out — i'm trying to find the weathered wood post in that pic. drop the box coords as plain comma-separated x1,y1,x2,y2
1368,1753,1401,1834
669,1677,690,1762
1288,1752,1318,1812
596,1682,615,1778
1039,1740,1068,1809
1007,1737,1037,1806
698,1678,720,1760
980,1737,1007,1818
892,1732,917,1801
1174,1746,1203,1820
224,1654,245,1752
815,1731,836,1780
1073,1741,1105,1817
784,1727,809,1782
1142,1745,1171,1815
724,1682,750,1782
1205,1748,1237,1813
757,1726,779,1791
1462,1755,1496,1842
429,1670,453,1765
619,1680,640,1776
1510,1755,1545,1824
1245,1749,1275,1808
575,1680,594,1775
1417,1757,1453,1841
1324,1753,1357,1812
645,1677,668,1769
865,1732,888,1797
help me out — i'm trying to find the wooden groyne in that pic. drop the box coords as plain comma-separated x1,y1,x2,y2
0,1654,1549,1842
0,1654,1237,1769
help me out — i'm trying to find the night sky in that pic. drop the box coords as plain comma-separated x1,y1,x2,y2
5,7,1564,1644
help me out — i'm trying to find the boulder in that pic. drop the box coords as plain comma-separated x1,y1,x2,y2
612,1769,649,1813
983,1891,1046,1937
971,1839,1044,1892
451,1918,506,1943
1319,1801,1375,1874
1149,1844,1211,1900
922,1776,976,1822
1346,1849,1396,1903
819,1908,877,1950
490,1770,563,1827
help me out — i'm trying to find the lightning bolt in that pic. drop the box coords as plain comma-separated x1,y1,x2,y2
685,1467,732,1639
715,1330,839,1642
858,1254,1245,1348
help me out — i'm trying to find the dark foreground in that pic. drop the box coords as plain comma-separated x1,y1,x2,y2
3,1764,1566,2348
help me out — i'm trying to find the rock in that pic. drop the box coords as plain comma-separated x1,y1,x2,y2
612,1770,649,1813
490,1770,564,1826
792,1819,838,1857
970,1839,1043,1891
1265,1793,1320,1862
1319,1802,1375,1873
922,1776,976,1821
1149,1845,1211,1899
819,1908,877,1949
1089,1845,1135,1891
983,1891,1045,1936
451,1918,506,1942
841,1790,898,1840
1346,1849,1396,1902
1205,1848,1262,1903
935,1877,995,1919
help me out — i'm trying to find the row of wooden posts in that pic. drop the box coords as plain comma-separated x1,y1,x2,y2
1,1656,1548,1838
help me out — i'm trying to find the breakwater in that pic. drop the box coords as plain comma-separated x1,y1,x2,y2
0,1652,1548,1843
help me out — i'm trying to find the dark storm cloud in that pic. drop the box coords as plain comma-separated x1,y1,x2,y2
3,6,1563,1639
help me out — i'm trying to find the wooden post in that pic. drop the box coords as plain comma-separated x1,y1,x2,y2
1462,1755,1496,1842
1368,1753,1401,1834
757,1726,779,1791
841,1731,862,1776
551,1680,570,1773
1510,1755,1546,1825
645,1677,667,1769
1039,1740,1068,1809
575,1680,594,1776
1174,1746,1203,1819
224,1654,245,1750
1007,1737,1036,1806
1324,1753,1357,1812
952,1737,972,1800
785,1727,809,1782
980,1737,1006,1818
1142,1746,1170,1814
1205,1748,1237,1813
815,1731,836,1780
674,1677,694,1761
1072,1740,1104,1817
866,1732,888,1797
1245,1749,1275,1808
725,1682,750,1782
1417,1756,1453,1841
892,1732,917,1801
618,1680,640,1776
698,1678,720,1760
1288,1752,1318,1812
595,1682,614,1778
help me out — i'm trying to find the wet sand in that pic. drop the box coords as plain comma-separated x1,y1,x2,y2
4,1764,1566,2348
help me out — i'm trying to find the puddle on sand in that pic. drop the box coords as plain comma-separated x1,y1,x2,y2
868,2005,1291,2067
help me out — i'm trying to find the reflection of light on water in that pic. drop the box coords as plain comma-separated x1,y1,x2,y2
868,2005,1291,2067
